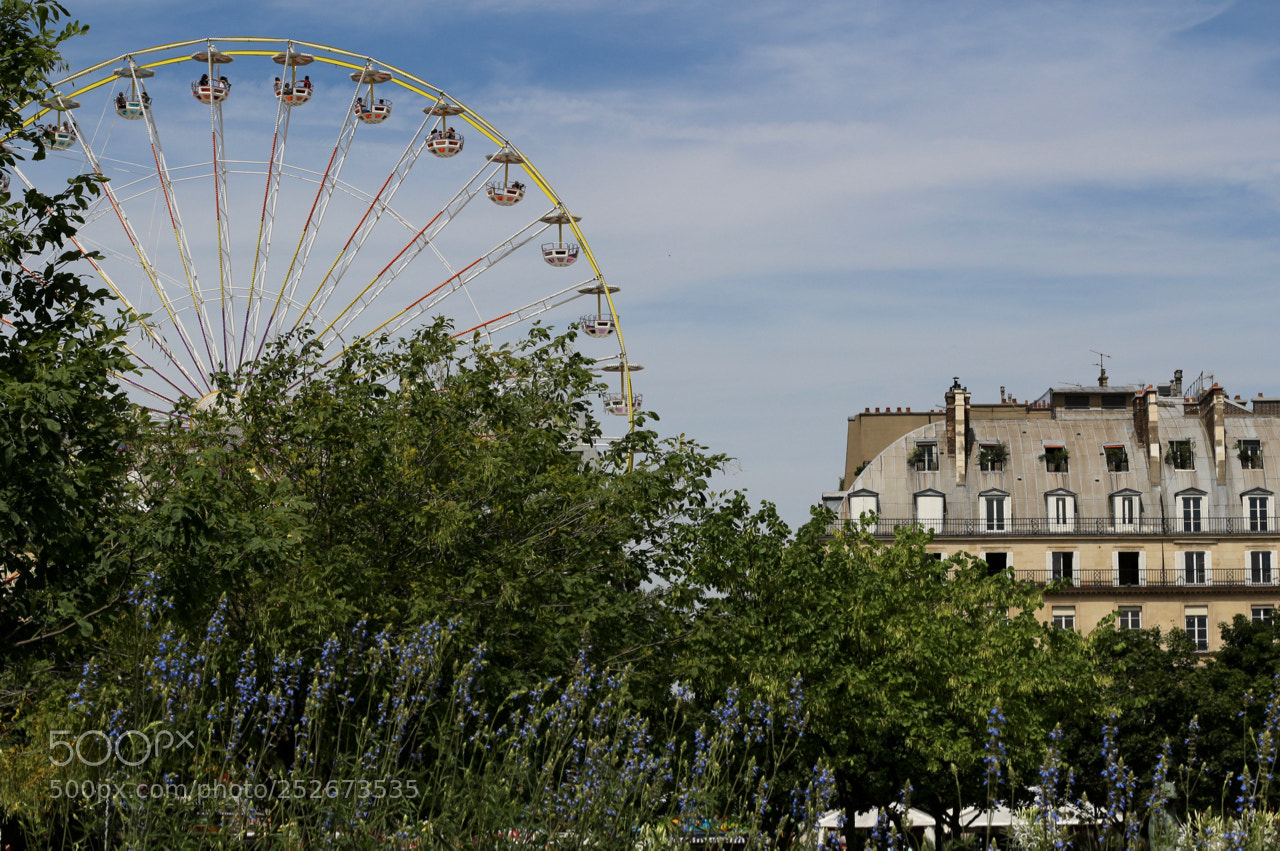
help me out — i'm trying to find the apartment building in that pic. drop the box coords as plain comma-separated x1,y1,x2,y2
821,370,1280,650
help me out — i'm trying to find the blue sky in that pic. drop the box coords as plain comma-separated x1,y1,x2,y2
48,0,1280,526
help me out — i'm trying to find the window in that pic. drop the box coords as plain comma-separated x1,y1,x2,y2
1252,605,1274,625
1185,607,1208,651
1250,496,1270,532
1050,551,1074,584
1118,607,1142,630
1251,551,1274,585
848,489,879,522
1180,495,1203,533
984,552,1008,577
1046,490,1076,533
914,490,945,530
1112,490,1141,531
980,490,1009,533
1167,440,1195,470
1105,445,1129,473
1239,440,1262,470
985,497,1006,532
1043,446,1069,473
1052,606,1076,631
912,442,938,471
1064,394,1090,409
978,443,1007,472
1183,551,1207,585
1116,551,1142,587
1243,490,1274,533
1102,395,1127,409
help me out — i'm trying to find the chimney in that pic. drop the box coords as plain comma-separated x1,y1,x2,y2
1134,386,1161,488
1171,369,1183,398
1000,385,1007,403
1201,384,1226,485
945,378,971,486
1098,366,1108,387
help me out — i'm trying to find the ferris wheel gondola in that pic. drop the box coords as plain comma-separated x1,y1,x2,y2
424,100,464,157
190,44,233,105
351,67,393,124
600,361,643,417
273,49,314,106
485,147,525,205
16,38,636,426
37,94,79,149
540,211,581,267
109,60,152,119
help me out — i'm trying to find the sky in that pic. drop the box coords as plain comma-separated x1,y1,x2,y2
43,0,1280,527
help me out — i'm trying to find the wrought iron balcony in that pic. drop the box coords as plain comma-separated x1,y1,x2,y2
830,517,1280,538
1013,567,1276,590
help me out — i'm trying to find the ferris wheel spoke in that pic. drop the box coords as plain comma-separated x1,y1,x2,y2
205,87,235,369
258,72,369,358
26,133,215,393
450,279,594,339
59,242,205,399
73,114,217,381
239,96,293,370
315,165,506,342
134,76,224,380
343,213,554,344
300,112,449,323
15,244,201,401
78,170,163,231
112,358,180,406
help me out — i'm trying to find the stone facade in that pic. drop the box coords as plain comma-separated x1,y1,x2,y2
823,371,1280,651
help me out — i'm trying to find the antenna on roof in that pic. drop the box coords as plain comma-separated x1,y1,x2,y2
1091,350,1111,387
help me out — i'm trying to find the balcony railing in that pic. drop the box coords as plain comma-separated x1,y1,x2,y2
1008,568,1276,590
831,517,1279,537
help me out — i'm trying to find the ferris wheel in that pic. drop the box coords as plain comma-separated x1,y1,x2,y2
10,38,640,422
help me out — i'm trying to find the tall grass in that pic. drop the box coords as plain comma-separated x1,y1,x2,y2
4,590,832,848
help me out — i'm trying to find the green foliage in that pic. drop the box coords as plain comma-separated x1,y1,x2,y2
122,324,726,705
1061,626,1200,814
0,0,140,661
676,504,1094,840
1039,446,1069,472
1165,439,1196,469
977,442,1008,470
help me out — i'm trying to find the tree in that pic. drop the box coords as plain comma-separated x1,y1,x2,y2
1058,624,1200,831
0,0,140,663
677,503,1095,845
1181,615,1280,810
122,323,726,703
